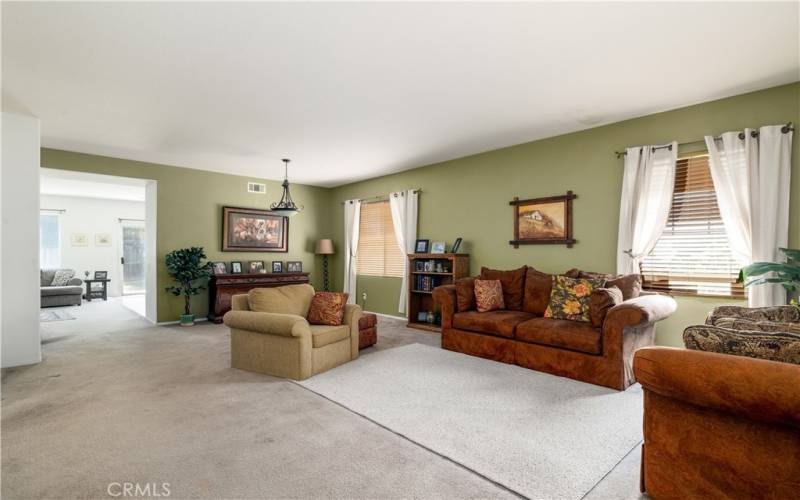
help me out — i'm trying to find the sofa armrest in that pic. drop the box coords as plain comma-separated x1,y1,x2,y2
343,304,363,359
67,277,83,286
223,310,310,338
231,293,250,311
634,346,800,428
433,285,457,329
604,294,677,332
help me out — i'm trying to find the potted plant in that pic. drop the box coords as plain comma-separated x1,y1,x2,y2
165,247,213,326
739,247,800,307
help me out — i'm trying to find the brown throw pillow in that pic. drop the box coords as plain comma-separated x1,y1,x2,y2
544,275,604,322
523,267,552,316
455,277,477,312
480,266,526,311
474,279,505,312
589,286,623,328
307,292,349,326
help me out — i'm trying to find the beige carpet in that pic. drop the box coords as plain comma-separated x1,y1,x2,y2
3,313,644,499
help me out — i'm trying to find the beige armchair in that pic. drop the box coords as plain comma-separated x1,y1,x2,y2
223,284,362,380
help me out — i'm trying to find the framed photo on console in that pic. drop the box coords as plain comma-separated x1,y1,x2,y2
286,261,302,273
222,206,288,252
230,261,243,274
272,261,284,273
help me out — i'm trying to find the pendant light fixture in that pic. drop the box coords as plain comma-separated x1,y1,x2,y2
270,158,303,217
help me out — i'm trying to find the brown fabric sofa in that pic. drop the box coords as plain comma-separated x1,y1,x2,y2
223,284,362,380
634,346,800,499
433,266,676,390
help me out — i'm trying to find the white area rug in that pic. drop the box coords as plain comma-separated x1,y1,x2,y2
39,310,76,322
298,343,643,499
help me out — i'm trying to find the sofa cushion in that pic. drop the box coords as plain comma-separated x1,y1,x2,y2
589,286,623,328
452,310,535,339
248,284,315,316
522,267,552,316
712,317,800,335
40,285,83,297
455,277,476,312
683,325,800,365
475,279,505,312
544,275,603,322
480,266,527,311
41,269,57,287
516,317,602,355
307,292,348,325
310,324,350,348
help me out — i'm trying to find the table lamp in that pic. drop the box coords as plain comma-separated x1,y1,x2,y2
315,239,335,291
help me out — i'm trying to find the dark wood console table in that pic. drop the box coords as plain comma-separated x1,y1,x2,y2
208,272,310,323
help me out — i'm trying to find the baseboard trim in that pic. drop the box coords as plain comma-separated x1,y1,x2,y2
157,317,210,326
365,311,407,322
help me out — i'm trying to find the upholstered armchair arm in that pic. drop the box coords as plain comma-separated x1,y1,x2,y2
223,310,311,338
231,293,250,311
343,304,363,359
67,277,83,286
433,285,457,329
604,294,677,332
634,346,800,429
706,305,800,325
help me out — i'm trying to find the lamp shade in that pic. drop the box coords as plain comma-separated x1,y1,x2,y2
315,239,334,255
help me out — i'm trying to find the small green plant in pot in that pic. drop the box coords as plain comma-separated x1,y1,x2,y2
165,247,213,326
739,248,800,307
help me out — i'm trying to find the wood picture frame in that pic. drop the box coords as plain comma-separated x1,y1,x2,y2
509,191,576,248
222,206,288,252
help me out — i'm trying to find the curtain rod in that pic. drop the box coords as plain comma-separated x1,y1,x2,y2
41,208,66,213
340,188,422,205
614,122,794,158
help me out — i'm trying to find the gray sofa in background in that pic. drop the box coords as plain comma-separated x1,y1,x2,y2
41,269,83,307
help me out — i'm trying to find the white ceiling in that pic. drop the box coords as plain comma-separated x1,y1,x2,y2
40,168,146,202
4,2,798,187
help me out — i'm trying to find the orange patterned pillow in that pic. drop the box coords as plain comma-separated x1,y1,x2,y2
307,292,349,326
474,279,505,312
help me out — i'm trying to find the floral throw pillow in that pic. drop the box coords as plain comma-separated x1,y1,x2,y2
474,279,505,312
51,269,75,286
307,292,349,326
544,275,604,322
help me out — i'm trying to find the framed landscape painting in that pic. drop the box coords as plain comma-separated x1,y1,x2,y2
509,191,576,248
222,206,289,252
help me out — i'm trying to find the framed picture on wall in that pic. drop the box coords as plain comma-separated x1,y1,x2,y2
95,233,112,246
71,233,88,247
222,206,288,252
509,191,576,248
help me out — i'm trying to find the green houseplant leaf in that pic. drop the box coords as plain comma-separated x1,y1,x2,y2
164,247,213,317
739,248,800,305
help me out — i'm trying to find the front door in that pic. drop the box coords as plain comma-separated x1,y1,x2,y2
120,220,146,295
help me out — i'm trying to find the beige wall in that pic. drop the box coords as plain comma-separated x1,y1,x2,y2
329,82,800,347
41,149,331,322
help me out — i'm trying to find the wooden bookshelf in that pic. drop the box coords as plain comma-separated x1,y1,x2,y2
407,253,469,332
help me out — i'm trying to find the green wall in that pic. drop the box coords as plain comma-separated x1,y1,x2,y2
41,149,331,322
329,82,800,347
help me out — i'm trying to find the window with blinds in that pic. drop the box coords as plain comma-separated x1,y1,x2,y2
356,200,405,278
641,154,746,298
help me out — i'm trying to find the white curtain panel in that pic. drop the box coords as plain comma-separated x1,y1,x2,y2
705,130,757,263
389,190,419,315
706,125,792,307
343,199,361,304
616,142,677,275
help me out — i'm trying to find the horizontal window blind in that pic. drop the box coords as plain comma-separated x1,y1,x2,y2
641,154,745,298
356,200,405,278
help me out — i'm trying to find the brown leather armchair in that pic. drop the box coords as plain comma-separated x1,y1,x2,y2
634,346,800,499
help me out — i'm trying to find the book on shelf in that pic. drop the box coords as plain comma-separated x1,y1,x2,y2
413,274,440,292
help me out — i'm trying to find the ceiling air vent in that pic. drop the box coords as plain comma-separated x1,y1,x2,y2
247,182,266,194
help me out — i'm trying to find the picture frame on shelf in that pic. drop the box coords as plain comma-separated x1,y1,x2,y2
249,261,265,273
415,260,424,272
286,261,302,273
451,237,463,253
94,271,108,280
272,261,284,273
212,262,227,275
415,239,429,253
431,241,446,254
230,261,243,274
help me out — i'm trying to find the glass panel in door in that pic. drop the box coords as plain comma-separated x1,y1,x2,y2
121,221,146,295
